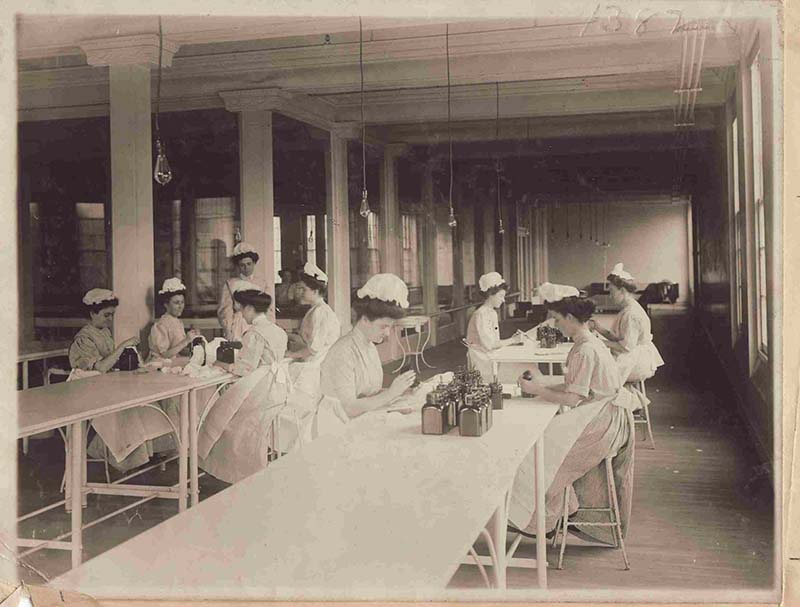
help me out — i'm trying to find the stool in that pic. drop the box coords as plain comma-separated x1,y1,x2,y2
631,378,655,449
553,456,631,571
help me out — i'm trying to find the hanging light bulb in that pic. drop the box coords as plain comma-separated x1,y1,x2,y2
153,17,172,186
359,187,370,218
154,139,172,185
448,207,457,228
446,24,456,229
358,18,370,218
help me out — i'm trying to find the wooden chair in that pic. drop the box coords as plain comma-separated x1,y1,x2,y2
552,415,633,571
631,378,655,449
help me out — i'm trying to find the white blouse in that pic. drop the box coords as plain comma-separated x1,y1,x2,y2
148,314,187,360
611,299,655,352
299,301,341,359
232,315,288,377
465,305,501,352
69,324,115,371
320,326,384,416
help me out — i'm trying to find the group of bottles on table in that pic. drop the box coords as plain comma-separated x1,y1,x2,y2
536,325,569,349
422,367,503,437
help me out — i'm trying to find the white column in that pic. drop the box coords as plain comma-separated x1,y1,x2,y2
219,91,280,321
109,64,156,343
326,128,353,332
380,144,406,275
238,110,276,320
81,34,180,345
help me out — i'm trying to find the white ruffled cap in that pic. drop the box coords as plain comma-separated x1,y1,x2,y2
536,282,580,303
478,272,505,292
158,277,186,295
82,288,116,306
303,261,328,284
609,262,634,281
232,242,258,258
357,273,409,309
231,279,263,293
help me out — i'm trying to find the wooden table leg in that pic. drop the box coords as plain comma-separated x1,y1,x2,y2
534,437,548,589
488,491,509,589
64,426,72,513
189,389,199,508
70,421,83,568
179,392,189,513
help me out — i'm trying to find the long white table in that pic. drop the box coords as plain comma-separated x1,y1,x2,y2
51,399,559,599
17,368,233,568
488,342,572,377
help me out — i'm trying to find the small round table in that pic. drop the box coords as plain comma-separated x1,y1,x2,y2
392,315,435,374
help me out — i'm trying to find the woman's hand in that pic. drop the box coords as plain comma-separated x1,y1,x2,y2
518,367,545,395
214,361,232,373
186,328,201,341
387,370,416,399
120,336,140,349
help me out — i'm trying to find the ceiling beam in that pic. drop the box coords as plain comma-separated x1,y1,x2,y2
367,108,718,145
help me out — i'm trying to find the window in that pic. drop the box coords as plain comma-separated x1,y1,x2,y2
750,52,768,356
401,214,420,288
305,215,316,266
274,216,283,277
19,117,111,335
731,117,745,334
367,212,379,250
366,212,381,275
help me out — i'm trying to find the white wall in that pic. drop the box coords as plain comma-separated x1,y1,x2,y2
547,201,690,302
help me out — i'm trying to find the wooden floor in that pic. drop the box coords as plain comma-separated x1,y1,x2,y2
16,334,775,592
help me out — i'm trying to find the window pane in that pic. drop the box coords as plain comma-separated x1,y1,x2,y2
306,215,317,266
19,117,111,338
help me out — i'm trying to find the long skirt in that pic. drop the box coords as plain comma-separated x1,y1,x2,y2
510,399,635,542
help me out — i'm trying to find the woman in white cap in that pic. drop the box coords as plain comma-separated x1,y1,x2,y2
218,242,263,341
287,261,341,362
464,272,523,381
511,291,640,548
68,289,139,377
588,263,665,384
148,278,200,360
69,289,174,472
199,289,289,483
320,273,416,419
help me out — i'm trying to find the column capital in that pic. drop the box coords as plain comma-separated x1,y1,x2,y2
80,34,180,67
219,88,288,113
330,122,361,140
220,87,336,132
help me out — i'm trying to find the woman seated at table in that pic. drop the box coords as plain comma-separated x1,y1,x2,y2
217,242,265,342
198,288,289,484
286,261,341,362
148,278,200,360
69,288,175,472
320,273,416,419
465,272,523,382
588,263,665,384
146,278,202,452
510,291,639,543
